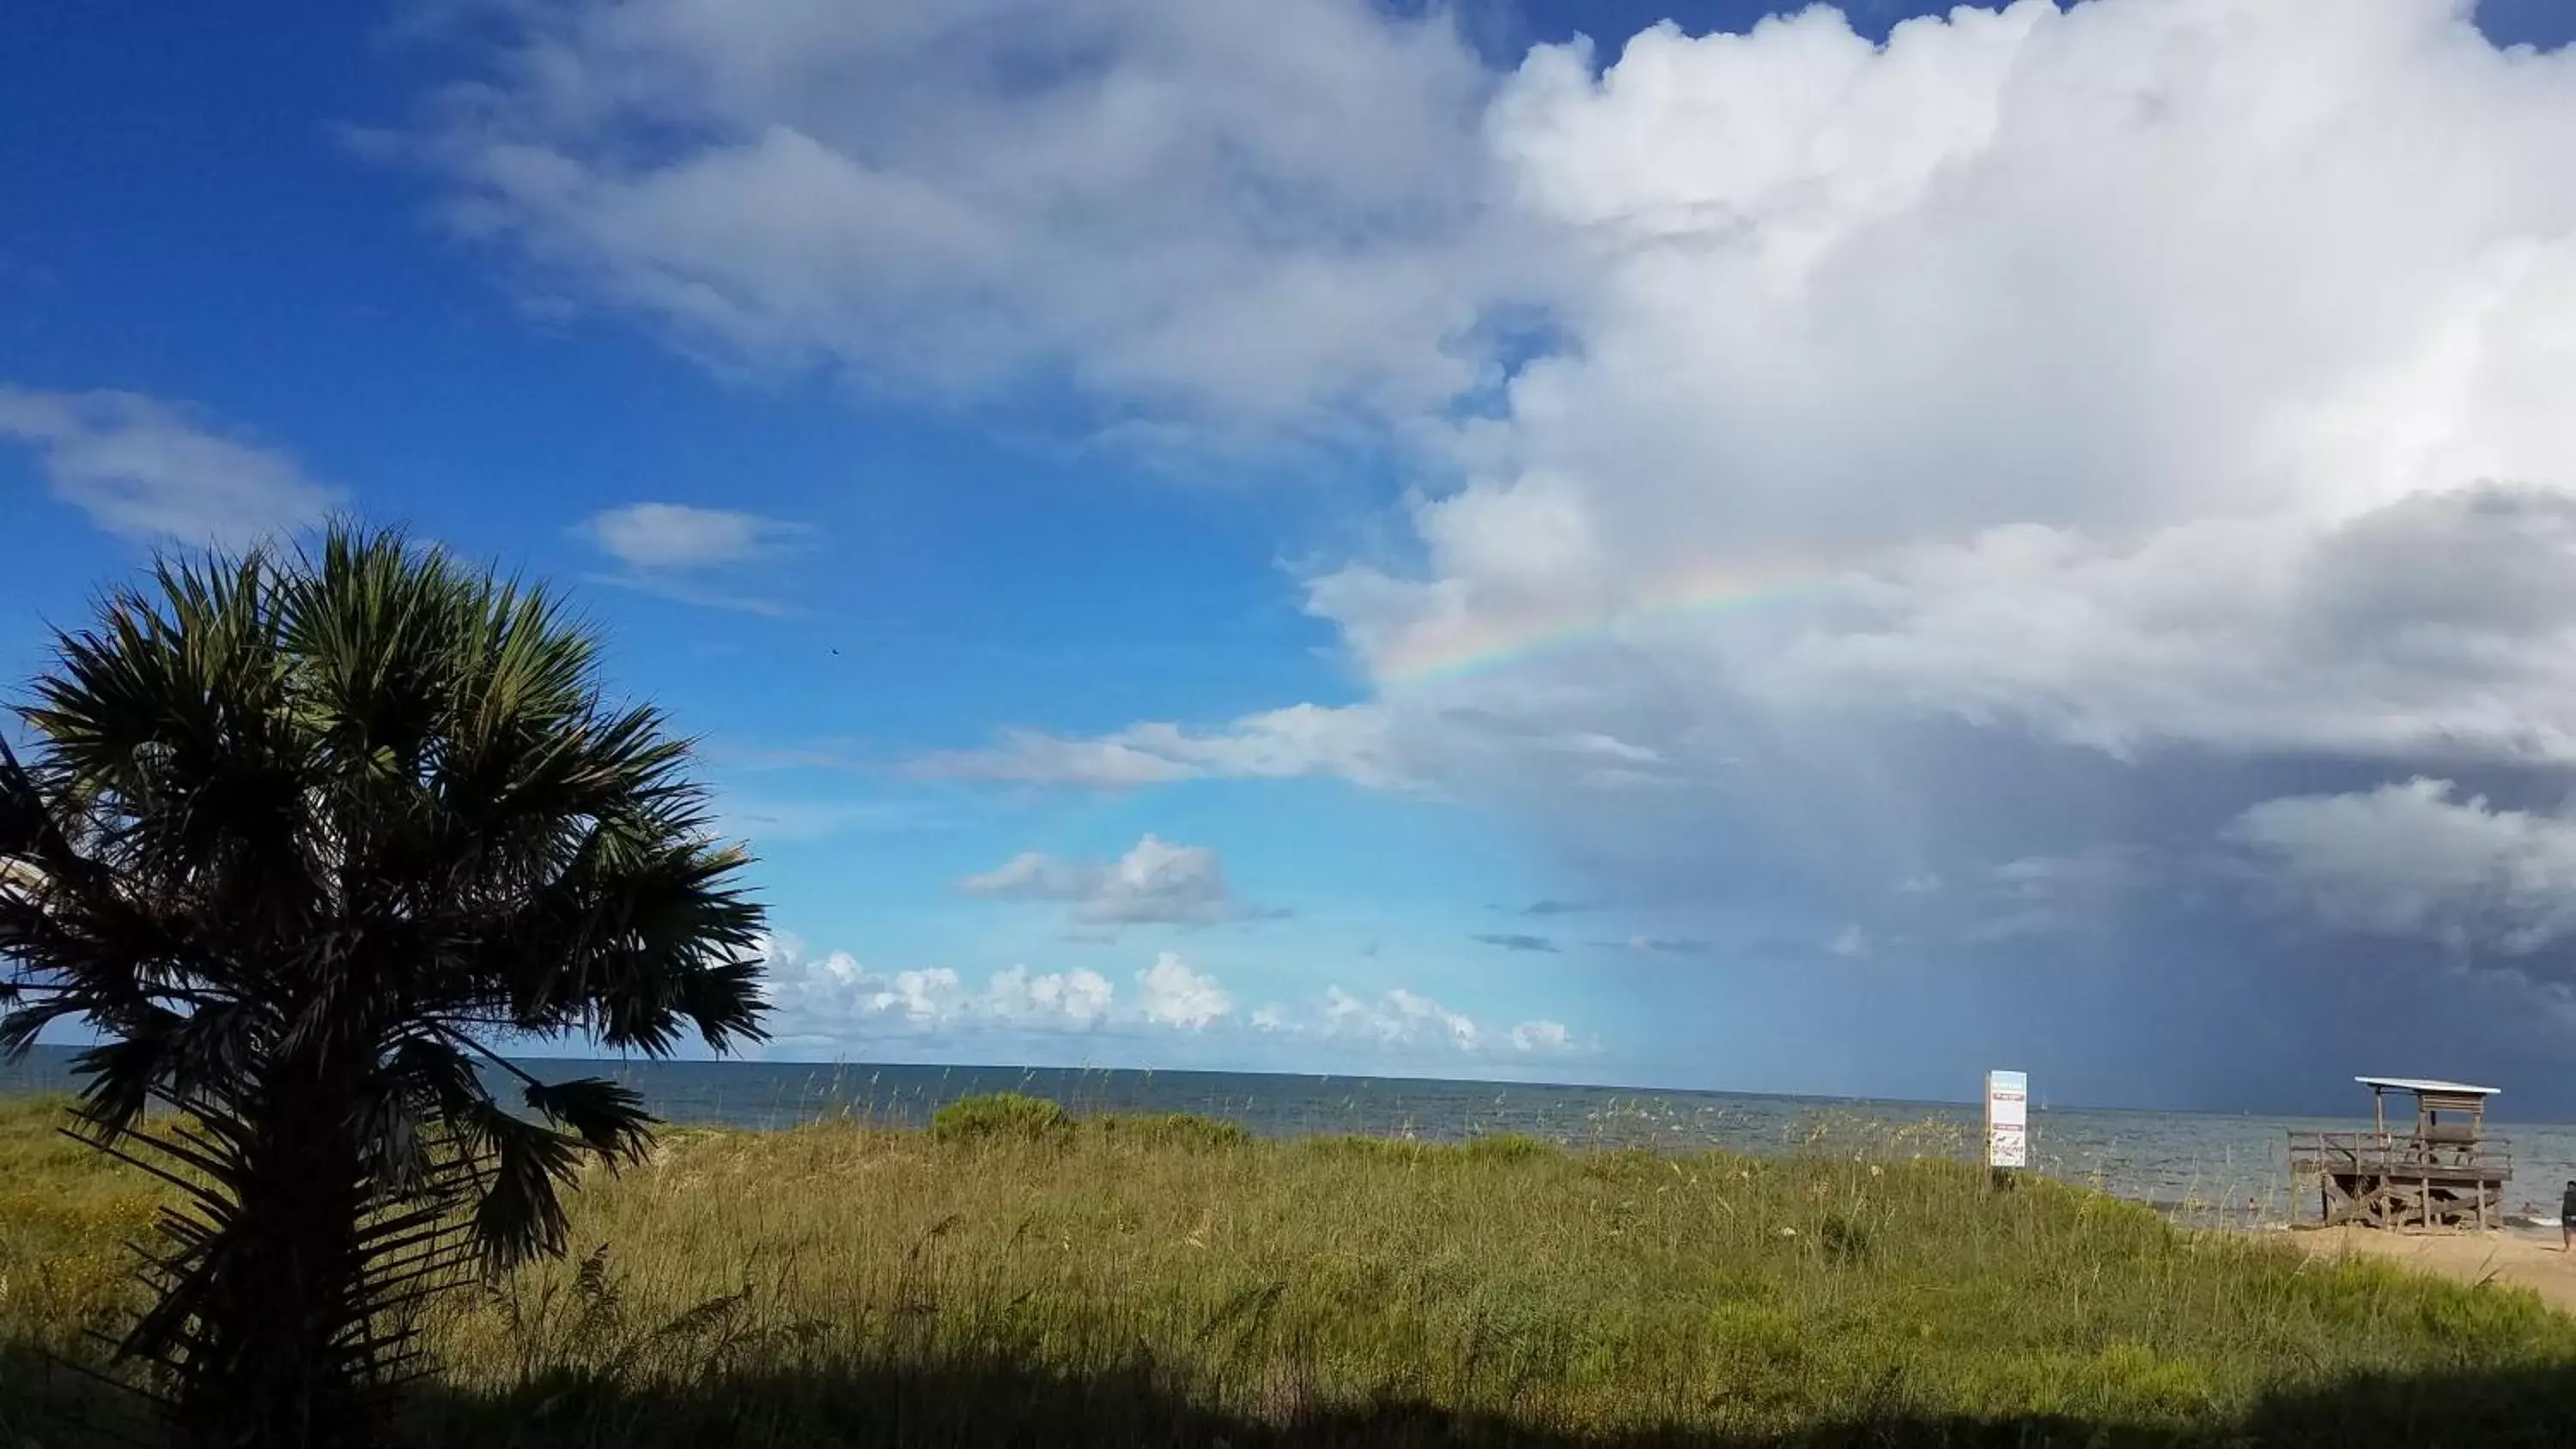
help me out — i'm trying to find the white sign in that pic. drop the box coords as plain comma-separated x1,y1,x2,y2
1986,1070,2028,1169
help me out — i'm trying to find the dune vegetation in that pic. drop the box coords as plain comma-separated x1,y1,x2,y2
7,1090,2576,1447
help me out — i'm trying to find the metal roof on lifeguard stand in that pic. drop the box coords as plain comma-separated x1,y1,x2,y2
2352,1076,2498,1142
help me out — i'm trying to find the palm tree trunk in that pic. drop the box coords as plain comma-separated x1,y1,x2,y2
171,1058,374,1449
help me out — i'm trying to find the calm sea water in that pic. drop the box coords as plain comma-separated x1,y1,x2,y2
14,1046,2576,1225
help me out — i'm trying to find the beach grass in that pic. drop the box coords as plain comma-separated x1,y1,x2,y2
6,1091,2576,1446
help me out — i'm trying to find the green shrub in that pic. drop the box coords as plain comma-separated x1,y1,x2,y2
929,1093,1072,1143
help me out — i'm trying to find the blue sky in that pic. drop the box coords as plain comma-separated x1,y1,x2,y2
10,1,2576,1113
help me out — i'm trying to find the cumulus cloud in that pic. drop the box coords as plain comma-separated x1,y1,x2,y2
1763,488,2576,761
985,962,1117,1029
1245,984,1576,1058
1135,951,1232,1029
958,834,1255,928
496,0,2576,823
2232,779,2576,955
1309,984,1576,1057
400,0,2576,1056
0,387,338,546
1508,1020,1572,1054
757,936,1581,1059
758,934,1124,1042
902,4,2576,979
1297,0,2576,771
404,0,2576,747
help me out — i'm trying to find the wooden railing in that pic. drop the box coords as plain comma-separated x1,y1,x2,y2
2287,1131,2511,1180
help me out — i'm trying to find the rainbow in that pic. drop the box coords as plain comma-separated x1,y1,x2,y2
1375,557,1847,688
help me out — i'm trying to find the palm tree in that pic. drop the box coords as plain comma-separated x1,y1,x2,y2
0,526,768,1447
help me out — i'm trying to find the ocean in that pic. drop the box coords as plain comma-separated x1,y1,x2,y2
12,1046,2576,1226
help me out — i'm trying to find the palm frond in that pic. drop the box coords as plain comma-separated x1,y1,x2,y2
455,1100,587,1270
522,1075,657,1162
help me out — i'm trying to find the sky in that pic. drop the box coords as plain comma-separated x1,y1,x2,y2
9,0,2576,1115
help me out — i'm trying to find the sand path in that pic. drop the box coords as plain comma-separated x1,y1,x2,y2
2289,1224,2576,1313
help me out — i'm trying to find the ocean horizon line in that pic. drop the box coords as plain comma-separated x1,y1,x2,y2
491,1052,2573,1126
13,1042,2568,1128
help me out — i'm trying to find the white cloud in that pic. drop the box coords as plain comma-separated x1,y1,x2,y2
958,851,1099,902
1135,951,1232,1029
0,387,338,547
580,502,809,570
1310,984,1575,1057
758,934,1122,1039
1387,987,1481,1050
2232,779,2576,955
908,700,1686,798
1827,925,1871,959
1508,1020,1571,1054
1296,0,2576,772
986,963,1116,1029
575,502,812,613
1758,488,2576,762
917,730,1200,788
959,834,1251,927
912,705,1413,791
399,0,1518,428
1081,839,1242,925
756,936,1584,1059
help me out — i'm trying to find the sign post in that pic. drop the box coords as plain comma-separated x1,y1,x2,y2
1985,1070,2028,1184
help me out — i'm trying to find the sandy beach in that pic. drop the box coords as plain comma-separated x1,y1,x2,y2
2291,1224,2576,1313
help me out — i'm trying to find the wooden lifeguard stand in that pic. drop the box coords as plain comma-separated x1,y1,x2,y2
2288,1076,2509,1232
